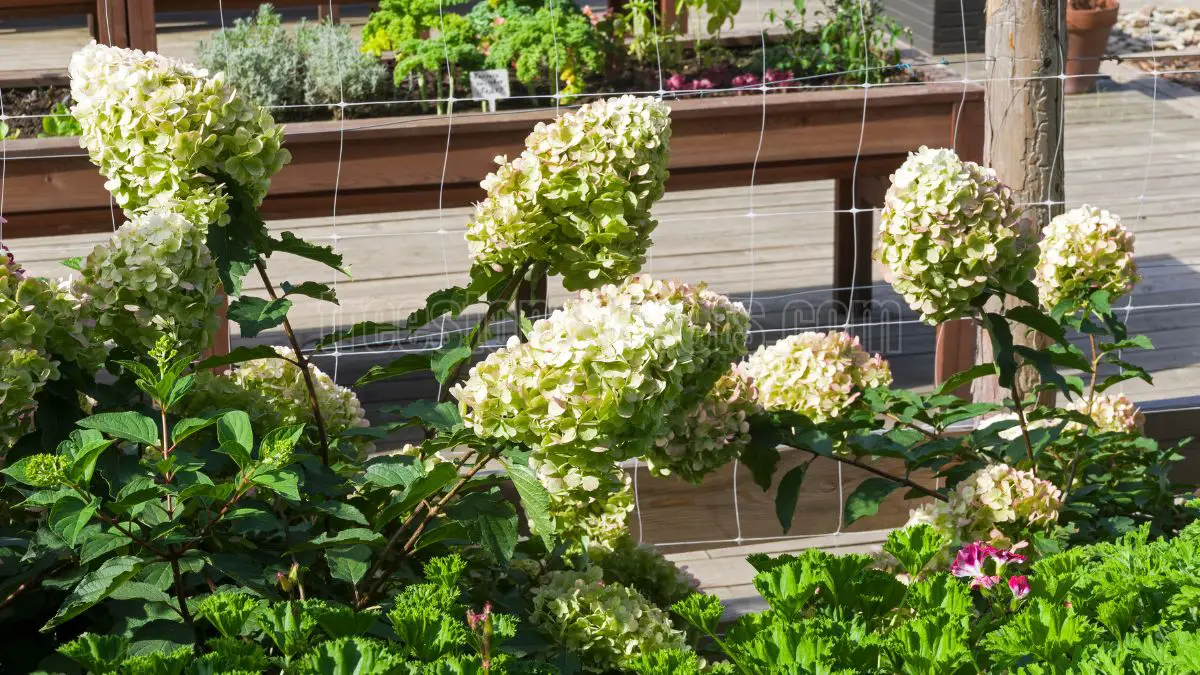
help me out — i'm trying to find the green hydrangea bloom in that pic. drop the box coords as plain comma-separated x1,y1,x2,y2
454,276,748,474
645,362,758,483
466,96,672,290
530,458,633,551
877,146,1034,324
1069,393,1144,435
75,209,222,353
69,42,290,226
744,331,891,424
1034,204,1138,313
188,347,372,459
24,453,69,487
0,346,55,450
530,566,686,671
592,534,699,608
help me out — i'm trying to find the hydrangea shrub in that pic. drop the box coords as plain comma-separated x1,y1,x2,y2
75,208,221,352
70,41,290,226
465,96,672,289
877,146,1033,323
744,331,891,423
1035,204,1138,312
529,566,687,671
531,459,634,551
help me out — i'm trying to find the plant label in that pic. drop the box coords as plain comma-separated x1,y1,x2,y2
470,70,511,104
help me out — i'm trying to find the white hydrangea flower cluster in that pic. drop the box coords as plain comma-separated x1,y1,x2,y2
227,347,373,458
1034,205,1138,313
529,566,687,671
744,331,891,423
592,534,700,609
907,463,1062,557
0,251,107,449
877,147,1033,324
1070,393,1144,435
646,362,759,483
75,209,222,353
465,96,672,290
454,276,749,474
69,42,290,227
531,458,634,551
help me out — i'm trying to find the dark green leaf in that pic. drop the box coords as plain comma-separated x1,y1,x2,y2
312,321,398,352
172,417,218,445
431,342,472,385
1005,305,1067,344
311,501,369,526
251,468,302,501
934,363,996,397
504,461,556,550
217,411,254,455
981,313,1017,388
843,477,902,527
43,555,146,630
774,462,810,533
355,353,429,387
77,412,160,447
740,436,781,492
79,530,133,564
1099,335,1154,353
290,528,384,552
228,296,292,338
194,345,283,372
50,496,100,546
325,545,372,586
281,280,339,304
382,400,462,432
271,231,349,275
1089,290,1112,315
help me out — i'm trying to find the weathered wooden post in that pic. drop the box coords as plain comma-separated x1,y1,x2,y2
971,0,1066,403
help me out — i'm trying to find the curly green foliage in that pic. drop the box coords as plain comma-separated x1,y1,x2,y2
57,633,129,673
291,637,411,675
473,0,604,97
362,0,481,88
295,18,388,108
196,3,303,108
197,591,261,638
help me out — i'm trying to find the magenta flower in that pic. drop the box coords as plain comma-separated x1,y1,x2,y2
732,73,760,89
763,68,794,85
971,575,1001,590
664,73,690,92
466,600,493,631
1007,575,1031,599
950,542,990,579
990,548,1027,571
693,78,714,91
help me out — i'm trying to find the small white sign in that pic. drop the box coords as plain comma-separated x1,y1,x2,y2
470,69,511,103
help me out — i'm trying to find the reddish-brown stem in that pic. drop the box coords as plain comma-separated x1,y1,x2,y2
255,260,332,464
789,446,948,502
169,556,197,647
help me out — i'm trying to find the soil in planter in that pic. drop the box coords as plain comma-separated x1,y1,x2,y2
2,86,72,138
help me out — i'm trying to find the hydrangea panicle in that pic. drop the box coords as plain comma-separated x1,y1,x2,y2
906,464,1062,559
529,566,686,670
530,458,633,551
69,42,290,227
1070,393,1144,435
75,208,221,353
744,331,891,423
646,362,759,483
877,146,1033,323
1035,204,1137,313
454,276,748,472
465,96,671,289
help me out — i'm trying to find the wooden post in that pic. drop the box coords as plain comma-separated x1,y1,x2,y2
125,0,157,52
834,175,884,317
971,0,1066,403
93,0,130,47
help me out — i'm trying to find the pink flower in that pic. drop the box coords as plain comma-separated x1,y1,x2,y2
732,72,760,89
990,549,1027,571
693,78,714,91
492,16,505,26
1007,575,1031,599
950,542,990,579
466,601,493,630
1,240,24,279
664,73,690,92
971,575,1001,590
763,68,794,85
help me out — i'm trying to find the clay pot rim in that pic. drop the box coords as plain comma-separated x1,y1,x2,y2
1067,1,1119,30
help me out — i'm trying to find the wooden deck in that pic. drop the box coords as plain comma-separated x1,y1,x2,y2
6,73,1200,592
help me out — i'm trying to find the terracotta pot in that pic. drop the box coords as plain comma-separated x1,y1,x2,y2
1066,0,1120,94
